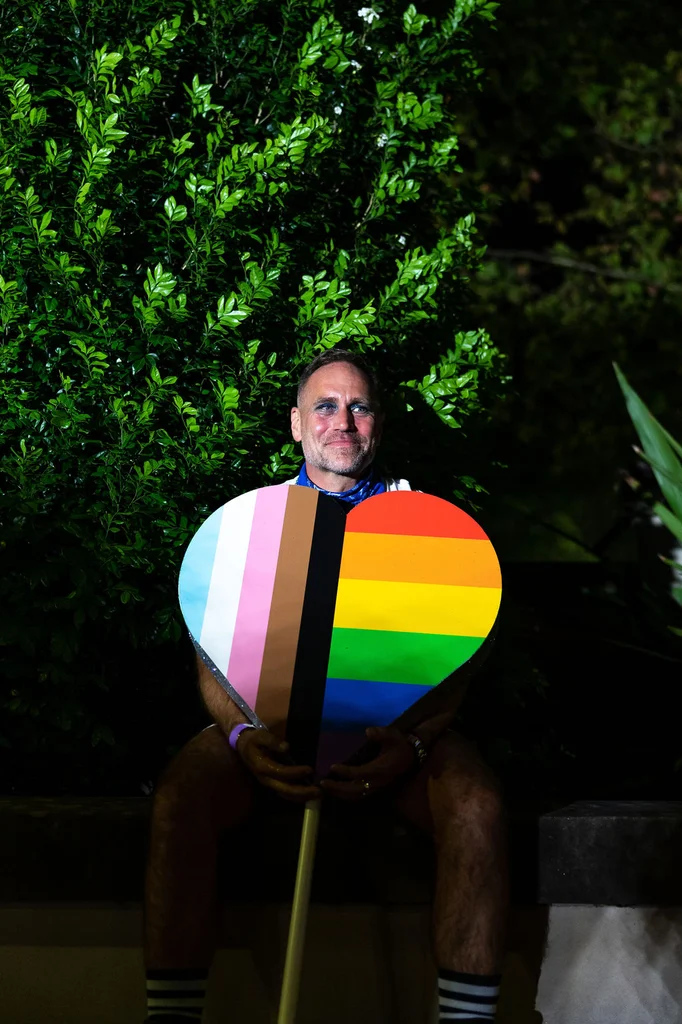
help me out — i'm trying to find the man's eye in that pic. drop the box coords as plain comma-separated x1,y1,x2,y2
352,404,371,414
316,402,335,412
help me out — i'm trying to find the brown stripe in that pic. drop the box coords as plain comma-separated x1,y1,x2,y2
255,486,319,733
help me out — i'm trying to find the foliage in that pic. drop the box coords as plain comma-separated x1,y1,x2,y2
456,0,682,553
0,0,502,790
615,364,682,615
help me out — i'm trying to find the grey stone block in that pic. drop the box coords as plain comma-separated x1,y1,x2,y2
538,801,682,905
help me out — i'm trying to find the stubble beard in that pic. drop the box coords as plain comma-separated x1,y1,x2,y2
308,438,374,478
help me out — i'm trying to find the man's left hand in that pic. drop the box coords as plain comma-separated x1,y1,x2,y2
321,726,418,801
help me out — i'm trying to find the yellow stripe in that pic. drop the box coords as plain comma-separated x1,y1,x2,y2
333,578,501,637
339,532,501,588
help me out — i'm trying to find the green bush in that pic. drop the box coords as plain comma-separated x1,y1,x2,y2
0,0,502,791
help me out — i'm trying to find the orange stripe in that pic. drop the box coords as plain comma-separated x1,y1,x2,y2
339,532,501,589
345,491,488,538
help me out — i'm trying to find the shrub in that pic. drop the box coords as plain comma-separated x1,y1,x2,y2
0,0,502,791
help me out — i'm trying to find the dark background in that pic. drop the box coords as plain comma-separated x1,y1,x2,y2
3,0,682,798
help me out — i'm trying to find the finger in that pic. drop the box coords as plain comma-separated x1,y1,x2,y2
249,756,314,780
327,756,390,781
322,777,387,800
366,725,401,743
321,779,367,801
249,731,290,755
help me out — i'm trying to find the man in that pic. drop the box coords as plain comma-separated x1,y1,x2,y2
144,349,508,1023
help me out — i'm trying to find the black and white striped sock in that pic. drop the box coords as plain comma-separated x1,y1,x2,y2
146,968,208,1020
438,968,501,1020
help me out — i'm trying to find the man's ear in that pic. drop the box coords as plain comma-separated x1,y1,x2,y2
291,406,302,441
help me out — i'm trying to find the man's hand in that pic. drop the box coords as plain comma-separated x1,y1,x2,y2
237,728,321,803
321,726,417,802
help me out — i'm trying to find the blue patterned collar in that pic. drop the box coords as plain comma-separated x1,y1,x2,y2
295,463,386,507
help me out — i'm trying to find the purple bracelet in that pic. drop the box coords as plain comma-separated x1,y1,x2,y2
229,723,256,751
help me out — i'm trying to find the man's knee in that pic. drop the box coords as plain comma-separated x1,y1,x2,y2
151,725,253,831
429,733,504,839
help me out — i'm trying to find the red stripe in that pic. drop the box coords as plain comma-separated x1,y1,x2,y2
345,491,489,540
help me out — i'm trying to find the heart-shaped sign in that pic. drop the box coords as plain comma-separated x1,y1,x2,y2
178,484,501,770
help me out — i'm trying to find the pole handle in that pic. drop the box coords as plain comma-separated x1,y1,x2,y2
276,797,322,1024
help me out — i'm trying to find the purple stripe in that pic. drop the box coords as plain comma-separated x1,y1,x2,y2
227,485,289,711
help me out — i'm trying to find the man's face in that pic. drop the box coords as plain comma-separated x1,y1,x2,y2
291,362,383,479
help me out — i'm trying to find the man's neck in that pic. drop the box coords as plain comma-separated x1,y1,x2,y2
304,463,371,493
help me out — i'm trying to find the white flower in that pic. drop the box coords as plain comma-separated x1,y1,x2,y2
398,235,406,245
357,7,379,23
376,133,388,147
350,59,362,70
334,104,343,115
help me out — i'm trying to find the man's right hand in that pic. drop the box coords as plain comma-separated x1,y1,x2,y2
236,728,321,803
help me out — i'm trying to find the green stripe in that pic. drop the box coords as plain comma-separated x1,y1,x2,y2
328,628,482,686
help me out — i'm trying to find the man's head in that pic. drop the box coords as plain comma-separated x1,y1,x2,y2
291,349,383,485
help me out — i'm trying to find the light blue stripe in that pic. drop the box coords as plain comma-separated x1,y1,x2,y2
178,505,224,640
321,677,431,731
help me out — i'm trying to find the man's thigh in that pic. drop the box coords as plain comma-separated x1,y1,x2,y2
392,729,502,837
154,723,258,831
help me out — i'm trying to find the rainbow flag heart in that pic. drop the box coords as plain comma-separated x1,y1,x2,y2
178,485,501,769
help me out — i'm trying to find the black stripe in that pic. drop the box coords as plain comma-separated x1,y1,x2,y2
438,970,501,985
147,1011,202,1015
146,990,205,999
285,493,346,768
147,1006,203,1011
147,1014,202,1020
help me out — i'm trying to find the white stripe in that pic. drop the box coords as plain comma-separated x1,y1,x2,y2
146,980,206,991
438,978,499,997
438,1011,491,1019
200,488,257,676
439,994,496,1012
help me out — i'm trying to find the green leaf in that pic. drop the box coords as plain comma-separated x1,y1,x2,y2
653,503,682,545
614,364,682,522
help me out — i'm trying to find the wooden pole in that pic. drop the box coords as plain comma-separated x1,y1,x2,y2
277,797,322,1024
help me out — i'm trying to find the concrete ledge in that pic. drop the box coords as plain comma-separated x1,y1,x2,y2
538,800,682,905
2,798,681,906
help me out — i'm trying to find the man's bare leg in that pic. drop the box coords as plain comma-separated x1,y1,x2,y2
144,724,254,969
395,730,508,1004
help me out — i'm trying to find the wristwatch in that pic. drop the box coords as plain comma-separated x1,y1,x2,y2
406,732,428,768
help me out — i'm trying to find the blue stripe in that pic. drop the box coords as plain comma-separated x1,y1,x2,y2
321,677,431,730
178,505,224,640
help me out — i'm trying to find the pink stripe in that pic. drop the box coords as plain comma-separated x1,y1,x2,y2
227,485,290,711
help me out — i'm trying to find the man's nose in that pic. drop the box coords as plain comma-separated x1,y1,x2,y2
332,405,354,430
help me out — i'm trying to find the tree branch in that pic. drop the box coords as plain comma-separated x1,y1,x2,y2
486,248,682,293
